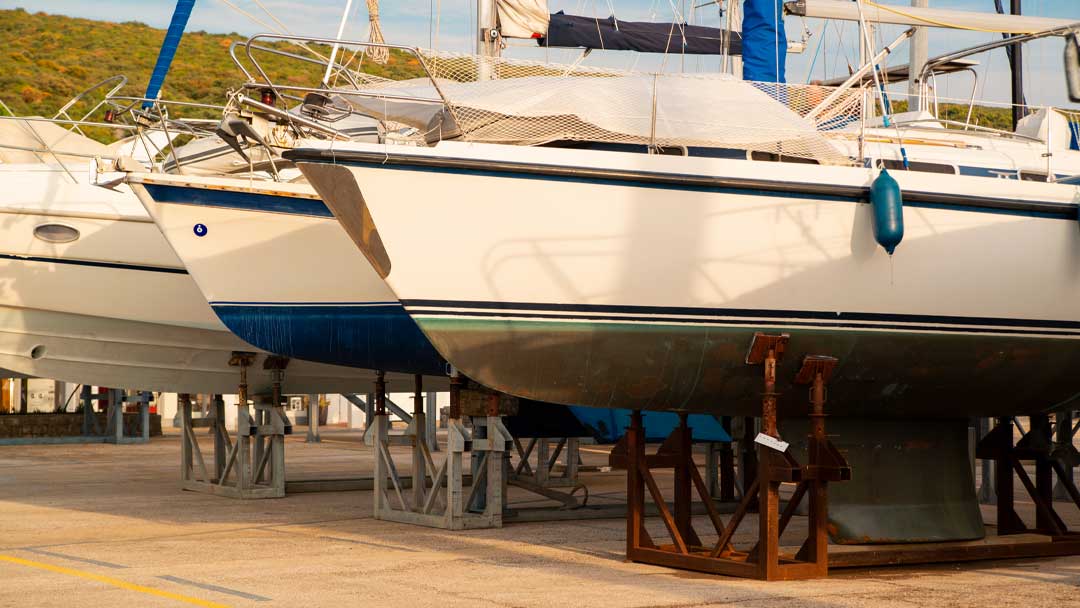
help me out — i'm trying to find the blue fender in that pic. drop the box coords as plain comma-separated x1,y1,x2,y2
870,169,904,255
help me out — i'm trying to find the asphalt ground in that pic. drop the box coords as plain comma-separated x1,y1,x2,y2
0,429,1077,608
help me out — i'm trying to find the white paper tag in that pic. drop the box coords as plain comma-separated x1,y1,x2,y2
754,433,789,452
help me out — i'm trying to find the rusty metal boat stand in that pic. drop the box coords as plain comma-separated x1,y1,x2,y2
959,414,1080,560
619,333,850,581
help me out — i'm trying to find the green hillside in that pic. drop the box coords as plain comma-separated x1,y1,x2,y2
0,8,424,129
0,8,1018,138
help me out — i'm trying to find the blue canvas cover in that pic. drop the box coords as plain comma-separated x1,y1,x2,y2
741,0,786,83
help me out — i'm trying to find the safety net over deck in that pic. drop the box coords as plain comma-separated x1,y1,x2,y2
338,51,864,165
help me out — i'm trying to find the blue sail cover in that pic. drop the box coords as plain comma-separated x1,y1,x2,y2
143,0,197,109
742,0,786,83
540,12,742,55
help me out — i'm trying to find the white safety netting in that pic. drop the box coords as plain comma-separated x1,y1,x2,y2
342,51,863,165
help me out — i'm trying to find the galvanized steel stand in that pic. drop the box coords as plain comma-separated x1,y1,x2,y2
509,436,586,509
305,394,321,443
179,352,289,499
372,372,511,529
622,334,849,581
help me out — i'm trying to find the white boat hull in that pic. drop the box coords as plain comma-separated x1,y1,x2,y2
0,305,410,394
0,165,405,393
127,174,448,378
295,141,1080,417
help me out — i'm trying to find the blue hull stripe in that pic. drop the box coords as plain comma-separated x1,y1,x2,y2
402,299,1080,337
0,253,187,275
210,302,446,375
287,150,1079,220
143,184,333,217
147,161,1079,222
569,407,731,442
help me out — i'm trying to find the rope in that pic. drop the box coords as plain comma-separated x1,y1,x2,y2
252,0,294,34
368,0,389,64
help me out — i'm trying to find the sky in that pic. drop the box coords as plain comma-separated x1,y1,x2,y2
3,0,1078,110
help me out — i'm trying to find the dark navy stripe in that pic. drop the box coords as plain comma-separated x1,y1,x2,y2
288,149,1079,220
210,303,446,375
0,253,187,275
401,299,1080,332
407,308,1080,337
143,183,332,217
212,300,399,306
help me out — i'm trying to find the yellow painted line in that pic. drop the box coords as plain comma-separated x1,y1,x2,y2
311,438,365,447
0,554,231,608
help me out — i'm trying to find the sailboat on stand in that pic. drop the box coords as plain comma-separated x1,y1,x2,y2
282,0,1080,558
0,1,413,394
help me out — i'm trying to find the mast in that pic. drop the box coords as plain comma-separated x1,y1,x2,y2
908,0,928,110
477,0,500,81
1010,0,1025,129
476,0,499,80
142,0,197,109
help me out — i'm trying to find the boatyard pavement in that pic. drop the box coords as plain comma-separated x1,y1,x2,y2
0,430,1077,608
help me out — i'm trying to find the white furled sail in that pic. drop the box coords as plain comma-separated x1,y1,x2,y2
496,0,550,38
786,0,1079,34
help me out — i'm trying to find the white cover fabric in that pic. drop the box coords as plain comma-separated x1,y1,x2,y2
346,73,847,163
0,118,108,165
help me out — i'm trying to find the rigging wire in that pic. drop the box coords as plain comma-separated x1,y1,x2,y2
854,0,909,168
215,0,331,65
774,0,780,83
805,20,828,83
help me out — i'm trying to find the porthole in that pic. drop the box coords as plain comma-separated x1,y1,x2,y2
33,223,80,244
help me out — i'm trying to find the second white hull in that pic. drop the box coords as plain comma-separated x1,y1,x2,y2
0,305,421,394
128,174,449,377
1,164,399,393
